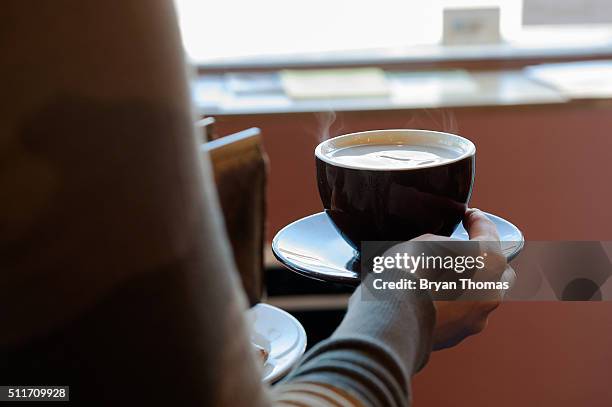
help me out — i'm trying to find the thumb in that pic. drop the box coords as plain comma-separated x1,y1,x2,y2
464,208,500,242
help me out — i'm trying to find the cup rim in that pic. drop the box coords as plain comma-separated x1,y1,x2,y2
315,129,476,171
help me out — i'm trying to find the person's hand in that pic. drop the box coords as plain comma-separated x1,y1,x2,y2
413,208,516,350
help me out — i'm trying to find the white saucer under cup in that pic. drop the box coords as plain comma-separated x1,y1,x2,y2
272,211,524,286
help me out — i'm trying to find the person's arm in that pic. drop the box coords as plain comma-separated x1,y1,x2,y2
272,209,510,406
273,284,435,406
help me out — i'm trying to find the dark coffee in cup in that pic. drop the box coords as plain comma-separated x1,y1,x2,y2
315,129,475,249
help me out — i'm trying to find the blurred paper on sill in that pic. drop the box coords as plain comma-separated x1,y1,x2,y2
525,60,612,99
226,72,284,96
389,70,478,106
281,68,389,100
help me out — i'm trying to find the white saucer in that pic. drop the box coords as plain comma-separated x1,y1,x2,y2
272,211,524,285
248,303,307,383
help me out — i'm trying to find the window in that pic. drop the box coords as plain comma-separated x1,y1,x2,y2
174,0,611,65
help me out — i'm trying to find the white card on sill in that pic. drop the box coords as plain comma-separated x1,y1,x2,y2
281,68,389,100
443,7,501,45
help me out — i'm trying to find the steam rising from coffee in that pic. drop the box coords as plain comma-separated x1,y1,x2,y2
316,109,459,143
315,111,343,142
403,109,459,135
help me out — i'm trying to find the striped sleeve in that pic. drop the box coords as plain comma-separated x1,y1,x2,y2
272,280,436,407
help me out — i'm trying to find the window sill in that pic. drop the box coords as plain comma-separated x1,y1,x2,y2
193,69,571,116
193,25,612,72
